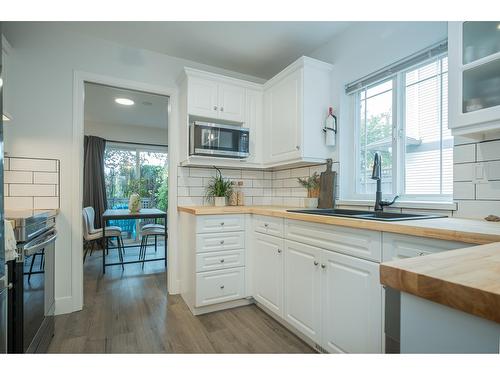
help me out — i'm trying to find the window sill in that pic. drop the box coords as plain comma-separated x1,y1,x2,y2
336,199,457,211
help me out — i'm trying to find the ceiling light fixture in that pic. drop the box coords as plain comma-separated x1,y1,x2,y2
115,98,135,106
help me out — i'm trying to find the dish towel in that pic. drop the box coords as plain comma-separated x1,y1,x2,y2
4,219,18,261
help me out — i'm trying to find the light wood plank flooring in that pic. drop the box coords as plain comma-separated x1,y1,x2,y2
48,243,314,353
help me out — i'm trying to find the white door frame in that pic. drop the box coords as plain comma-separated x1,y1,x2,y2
71,70,180,311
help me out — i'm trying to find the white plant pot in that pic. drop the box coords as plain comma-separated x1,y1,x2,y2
214,197,226,207
303,197,318,209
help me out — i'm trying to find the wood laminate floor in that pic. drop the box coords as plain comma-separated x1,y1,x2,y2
48,243,314,353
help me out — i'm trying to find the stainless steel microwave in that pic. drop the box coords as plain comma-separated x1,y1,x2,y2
189,121,250,158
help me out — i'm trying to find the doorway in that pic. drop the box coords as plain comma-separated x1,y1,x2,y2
81,81,169,302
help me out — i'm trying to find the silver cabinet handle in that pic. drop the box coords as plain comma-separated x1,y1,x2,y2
277,249,282,254
220,285,225,289
418,252,425,256
220,259,225,263
264,223,269,228
220,240,225,245
214,105,218,110
314,261,319,266
220,107,224,112
321,264,326,269
220,222,225,226
296,145,300,150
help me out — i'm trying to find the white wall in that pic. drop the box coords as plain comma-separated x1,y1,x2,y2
84,120,168,146
309,21,448,202
2,22,265,314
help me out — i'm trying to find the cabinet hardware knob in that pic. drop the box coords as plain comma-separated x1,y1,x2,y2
277,249,282,254
220,107,224,112
220,240,225,245
220,222,225,226
220,285,225,289
418,252,425,256
220,259,225,263
314,261,319,266
214,105,218,110
321,264,326,269
264,223,269,227
296,145,300,150
7,282,13,290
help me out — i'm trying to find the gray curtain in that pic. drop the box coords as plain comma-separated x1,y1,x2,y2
83,136,107,229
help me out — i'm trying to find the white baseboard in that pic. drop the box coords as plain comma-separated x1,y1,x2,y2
54,296,76,315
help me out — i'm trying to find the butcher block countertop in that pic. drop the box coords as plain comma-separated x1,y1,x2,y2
380,242,500,323
177,205,500,245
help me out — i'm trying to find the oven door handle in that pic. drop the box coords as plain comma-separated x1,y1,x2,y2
23,229,58,257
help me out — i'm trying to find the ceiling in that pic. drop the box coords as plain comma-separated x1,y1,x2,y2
60,21,351,79
84,83,169,129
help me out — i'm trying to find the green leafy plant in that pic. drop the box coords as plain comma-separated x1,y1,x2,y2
205,166,233,203
297,172,320,198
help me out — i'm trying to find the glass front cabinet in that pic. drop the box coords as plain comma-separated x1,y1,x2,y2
449,21,500,136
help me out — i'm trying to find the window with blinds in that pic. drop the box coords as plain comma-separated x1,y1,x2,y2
352,52,452,201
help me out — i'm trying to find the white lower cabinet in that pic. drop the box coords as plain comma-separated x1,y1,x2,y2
321,250,382,353
253,233,284,317
284,240,322,343
196,267,245,307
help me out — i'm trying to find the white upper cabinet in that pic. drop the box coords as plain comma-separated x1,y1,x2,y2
218,83,246,122
186,73,246,123
449,22,500,136
187,77,219,119
264,57,334,166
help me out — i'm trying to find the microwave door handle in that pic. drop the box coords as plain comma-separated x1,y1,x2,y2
23,230,58,257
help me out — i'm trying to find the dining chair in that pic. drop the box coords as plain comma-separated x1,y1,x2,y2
83,207,125,269
138,224,167,269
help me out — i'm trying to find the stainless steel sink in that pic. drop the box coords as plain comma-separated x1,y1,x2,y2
286,208,446,221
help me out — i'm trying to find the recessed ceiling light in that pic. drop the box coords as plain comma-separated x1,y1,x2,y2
115,98,134,106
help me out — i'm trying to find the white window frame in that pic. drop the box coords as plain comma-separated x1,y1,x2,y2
348,53,452,204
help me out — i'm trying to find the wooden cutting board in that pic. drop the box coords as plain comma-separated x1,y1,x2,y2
318,159,337,209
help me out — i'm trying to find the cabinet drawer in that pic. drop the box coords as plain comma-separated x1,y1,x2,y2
196,214,245,233
196,232,245,253
382,233,469,262
196,249,245,272
196,267,245,307
253,215,284,237
285,219,382,262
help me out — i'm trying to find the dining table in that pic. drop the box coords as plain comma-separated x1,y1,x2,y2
101,208,167,274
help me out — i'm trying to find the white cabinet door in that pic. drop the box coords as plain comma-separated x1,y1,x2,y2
218,83,245,122
188,77,219,118
284,240,322,342
321,250,382,353
253,233,284,317
265,69,302,163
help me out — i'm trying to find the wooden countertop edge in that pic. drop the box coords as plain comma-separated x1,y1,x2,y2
380,262,500,324
177,206,500,245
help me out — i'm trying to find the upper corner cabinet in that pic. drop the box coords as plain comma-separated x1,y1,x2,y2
449,21,500,136
263,57,334,166
186,71,246,123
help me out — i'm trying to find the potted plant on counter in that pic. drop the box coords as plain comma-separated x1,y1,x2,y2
205,167,233,207
298,172,320,208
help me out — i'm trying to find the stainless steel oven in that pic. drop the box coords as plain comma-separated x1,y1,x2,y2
190,121,250,158
7,212,57,353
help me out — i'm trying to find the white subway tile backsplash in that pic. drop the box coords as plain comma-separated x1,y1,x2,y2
477,140,500,162
9,184,56,197
190,168,216,178
189,187,206,197
253,196,272,205
34,197,59,209
263,171,273,180
453,163,474,182
453,144,476,164
290,166,310,178
33,172,58,184
283,178,301,188
178,176,203,187
4,171,33,184
242,170,264,179
219,169,242,179
485,161,500,180
4,184,8,197
4,157,9,171
454,200,500,218
453,182,475,200
274,169,290,179
177,166,189,177
177,186,190,197
177,196,204,206
476,181,500,200
5,197,34,210
10,158,57,172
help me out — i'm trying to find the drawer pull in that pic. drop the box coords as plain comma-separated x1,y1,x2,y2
264,223,269,228
314,261,319,266
321,264,326,269
277,249,282,254
220,222,225,226
220,285,225,289
418,252,425,256
220,259,225,263
220,240,225,245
